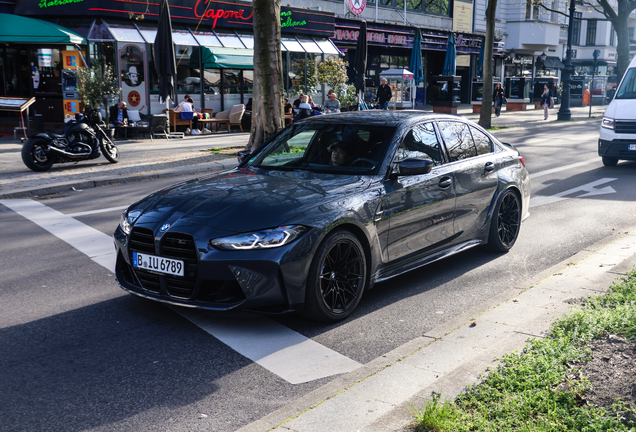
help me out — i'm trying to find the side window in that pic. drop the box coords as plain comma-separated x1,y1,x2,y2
437,121,477,162
394,123,444,166
470,126,493,155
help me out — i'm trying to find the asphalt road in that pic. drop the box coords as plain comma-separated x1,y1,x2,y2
2,120,636,432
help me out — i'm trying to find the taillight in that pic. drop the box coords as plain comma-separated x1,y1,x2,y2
519,156,526,167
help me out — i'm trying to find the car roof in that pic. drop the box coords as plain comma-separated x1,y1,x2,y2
297,110,465,127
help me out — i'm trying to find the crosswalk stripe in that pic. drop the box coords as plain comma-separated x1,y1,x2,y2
0,198,362,384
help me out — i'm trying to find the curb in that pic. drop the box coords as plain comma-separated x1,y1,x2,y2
0,158,239,199
236,227,636,432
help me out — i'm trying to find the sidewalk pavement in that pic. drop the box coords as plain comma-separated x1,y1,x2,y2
0,104,606,199
0,103,622,432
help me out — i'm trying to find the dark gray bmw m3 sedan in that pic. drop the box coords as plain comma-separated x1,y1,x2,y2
113,111,530,322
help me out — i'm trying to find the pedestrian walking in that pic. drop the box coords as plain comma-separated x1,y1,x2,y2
376,78,392,110
540,84,553,120
493,82,505,117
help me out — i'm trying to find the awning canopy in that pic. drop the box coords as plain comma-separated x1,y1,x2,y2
191,46,254,70
544,57,565,69
0,13,86,44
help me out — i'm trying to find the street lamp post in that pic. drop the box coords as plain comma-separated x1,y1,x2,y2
558,0,577,120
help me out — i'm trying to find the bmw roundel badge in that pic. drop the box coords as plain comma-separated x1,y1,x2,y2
160,223,171,232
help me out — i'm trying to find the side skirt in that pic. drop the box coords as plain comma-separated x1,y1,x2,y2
373,239,483,284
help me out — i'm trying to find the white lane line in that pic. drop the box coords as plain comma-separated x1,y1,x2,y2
0,199,116,273
175,309,362,384
529,178,617,208
529,158,599,179
1,198,362,384
67,205,128,217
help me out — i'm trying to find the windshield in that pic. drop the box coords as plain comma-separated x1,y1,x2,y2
248,123,396,175
616,68,636,99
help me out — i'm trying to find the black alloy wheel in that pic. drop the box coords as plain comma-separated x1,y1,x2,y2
486,189,521,252
21,138,55,172
100,136,120,163
602,156,619,167
305,230,367,322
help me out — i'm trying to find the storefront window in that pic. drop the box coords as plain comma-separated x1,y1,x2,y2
175,45,200,94
426,0,450,15
381,0,448,14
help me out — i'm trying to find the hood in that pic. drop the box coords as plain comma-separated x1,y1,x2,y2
604,99,636,120
132,167,371,233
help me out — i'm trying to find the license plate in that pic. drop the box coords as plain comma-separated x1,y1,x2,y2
133,252,184,276
629,144,636,151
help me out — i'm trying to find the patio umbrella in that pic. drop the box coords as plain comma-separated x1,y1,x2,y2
477,37,485,78
154,0,176,104
442,32,456,76
352,21,367,108
409,28,423,86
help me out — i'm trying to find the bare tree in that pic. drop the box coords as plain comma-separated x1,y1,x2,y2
478,0,498,129
590,0,635,82
248,0,284,152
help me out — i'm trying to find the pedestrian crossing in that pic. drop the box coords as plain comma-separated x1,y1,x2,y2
0,199,362,384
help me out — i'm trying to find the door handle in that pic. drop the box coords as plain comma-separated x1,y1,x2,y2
485,162,495,172
439,177,452,189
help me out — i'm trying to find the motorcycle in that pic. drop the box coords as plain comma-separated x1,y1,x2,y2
21,109,120,172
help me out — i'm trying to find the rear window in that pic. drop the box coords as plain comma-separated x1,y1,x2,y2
616,68,636,100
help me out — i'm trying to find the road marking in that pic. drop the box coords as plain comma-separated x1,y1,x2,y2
0,198,362,384
0,199,116,272
529,158,599,179
530,178,617,208
175,309,362,384
67,205,128,217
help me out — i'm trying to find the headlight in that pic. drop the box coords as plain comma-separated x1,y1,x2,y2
119,209,142,234
210,225,307,250
602,117,615,130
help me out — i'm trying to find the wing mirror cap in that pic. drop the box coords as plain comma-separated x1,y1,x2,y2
393,158,433,177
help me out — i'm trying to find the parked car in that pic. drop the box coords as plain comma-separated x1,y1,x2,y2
113,111,531,322
599,55,636,166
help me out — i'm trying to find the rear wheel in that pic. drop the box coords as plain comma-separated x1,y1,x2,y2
100,136,119,163
304,230,367,322
602,156,619,167
21,138,55,172
486,189,521,253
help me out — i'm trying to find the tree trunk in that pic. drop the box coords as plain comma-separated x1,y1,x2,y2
613,7,630,83
248,0,284,152
478,0,497,129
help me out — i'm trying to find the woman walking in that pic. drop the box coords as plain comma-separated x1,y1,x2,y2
540,84,553,120
493,83,505,117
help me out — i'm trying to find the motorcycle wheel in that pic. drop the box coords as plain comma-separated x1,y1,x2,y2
99,136,120,163
21,138,55,172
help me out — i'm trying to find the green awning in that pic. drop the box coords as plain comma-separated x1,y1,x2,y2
0,13,86,44
191,46,254,70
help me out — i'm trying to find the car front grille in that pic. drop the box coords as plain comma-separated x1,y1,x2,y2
615,121,636,134
160,232,198,299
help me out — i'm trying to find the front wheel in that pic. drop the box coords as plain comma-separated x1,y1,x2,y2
21,138,55,172
486,189,521,253
99,136,119,163
304,230,367,322
602,156,619,167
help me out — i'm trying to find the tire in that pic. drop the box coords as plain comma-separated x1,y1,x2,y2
304,230,367,322
486,189,522,253
21,138,55,172
100,136,120,163
602,156,619,167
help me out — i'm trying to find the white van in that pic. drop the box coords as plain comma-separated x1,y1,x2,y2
599,55,636,166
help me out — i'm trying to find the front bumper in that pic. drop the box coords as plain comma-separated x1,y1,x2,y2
598,139,636,160
113,223,318,313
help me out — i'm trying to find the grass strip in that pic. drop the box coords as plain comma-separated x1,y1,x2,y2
412,270,636,432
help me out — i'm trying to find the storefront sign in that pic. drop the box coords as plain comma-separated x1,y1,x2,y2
119,42,146,111
512,57,533,65
347,0,366,15
452,0,473,33
333,28,408,46
15,0,335,38
38,48,53,67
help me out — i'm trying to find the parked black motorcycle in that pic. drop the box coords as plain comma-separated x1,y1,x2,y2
21,110,120,172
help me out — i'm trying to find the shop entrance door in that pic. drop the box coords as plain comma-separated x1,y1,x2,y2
5,48,22,96
0,50,5,96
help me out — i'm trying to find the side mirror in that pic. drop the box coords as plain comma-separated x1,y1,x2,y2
391,158,433,178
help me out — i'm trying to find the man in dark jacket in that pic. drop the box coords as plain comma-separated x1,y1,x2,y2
109,102,128,137
376,78,392,110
